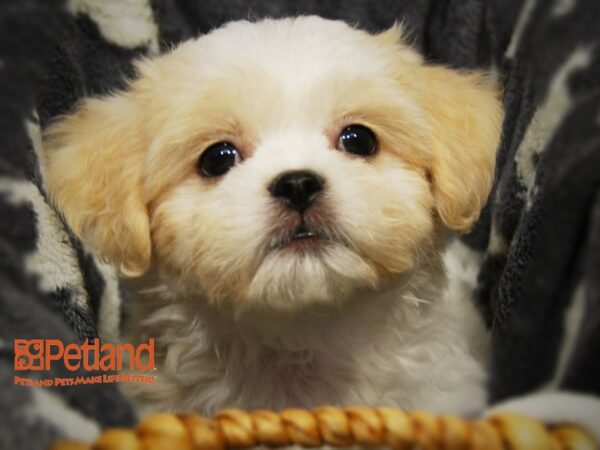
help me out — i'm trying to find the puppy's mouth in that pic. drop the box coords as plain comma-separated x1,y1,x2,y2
271,224,333,253
292,225,322,240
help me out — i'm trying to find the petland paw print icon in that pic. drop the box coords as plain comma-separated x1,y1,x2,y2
14,339,44,371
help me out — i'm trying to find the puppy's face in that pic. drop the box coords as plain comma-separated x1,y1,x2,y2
44,17,503,312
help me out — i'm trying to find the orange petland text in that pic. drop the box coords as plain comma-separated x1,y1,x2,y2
14,338,155,386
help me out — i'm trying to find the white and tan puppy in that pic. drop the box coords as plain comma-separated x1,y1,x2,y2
43,16,503,416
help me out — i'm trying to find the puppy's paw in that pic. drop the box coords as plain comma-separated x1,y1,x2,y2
485,391,600,443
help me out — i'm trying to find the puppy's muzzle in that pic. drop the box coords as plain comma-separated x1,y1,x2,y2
269,170,324,212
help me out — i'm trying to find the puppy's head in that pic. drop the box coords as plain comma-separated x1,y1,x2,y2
44,17,503,312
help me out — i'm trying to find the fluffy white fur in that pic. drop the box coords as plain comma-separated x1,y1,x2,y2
123,255,488,415
43,17,505,417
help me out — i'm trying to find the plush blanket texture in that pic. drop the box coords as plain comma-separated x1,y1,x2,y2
1,1,599,449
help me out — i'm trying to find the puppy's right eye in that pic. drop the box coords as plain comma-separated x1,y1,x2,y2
337,124,378,157
198,142,240,177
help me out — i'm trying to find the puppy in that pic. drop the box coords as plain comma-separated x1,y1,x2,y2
43,17,503,416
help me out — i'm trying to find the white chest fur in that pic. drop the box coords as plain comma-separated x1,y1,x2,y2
121,251,489,417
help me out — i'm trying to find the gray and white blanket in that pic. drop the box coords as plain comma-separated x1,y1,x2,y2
1,1,599,449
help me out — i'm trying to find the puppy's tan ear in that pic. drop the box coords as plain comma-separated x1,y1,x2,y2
421,67,503,232
44,95,151,276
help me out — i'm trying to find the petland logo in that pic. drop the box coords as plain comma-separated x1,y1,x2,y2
14,339,155,386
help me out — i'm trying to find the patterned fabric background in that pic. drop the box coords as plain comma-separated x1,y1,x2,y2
0,1,598,449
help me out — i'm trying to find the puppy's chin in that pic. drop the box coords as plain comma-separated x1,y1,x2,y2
243,242,378,312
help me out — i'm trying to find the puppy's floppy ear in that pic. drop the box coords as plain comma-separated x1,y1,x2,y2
421,67,503,232
43,94,151,276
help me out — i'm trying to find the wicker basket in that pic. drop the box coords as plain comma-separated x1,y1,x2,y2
49,406,597,450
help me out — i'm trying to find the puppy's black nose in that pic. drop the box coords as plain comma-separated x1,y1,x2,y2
269,170,324,212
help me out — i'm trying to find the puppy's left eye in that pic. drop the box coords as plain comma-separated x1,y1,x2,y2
337,124,378,156
198,142,240,177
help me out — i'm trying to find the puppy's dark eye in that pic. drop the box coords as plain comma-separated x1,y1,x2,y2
198,142,240,177
337,125,377,156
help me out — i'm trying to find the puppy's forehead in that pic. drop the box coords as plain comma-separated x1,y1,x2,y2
140,16,427,168
160,16,403,102
137,16,420,141
201,17,394,78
